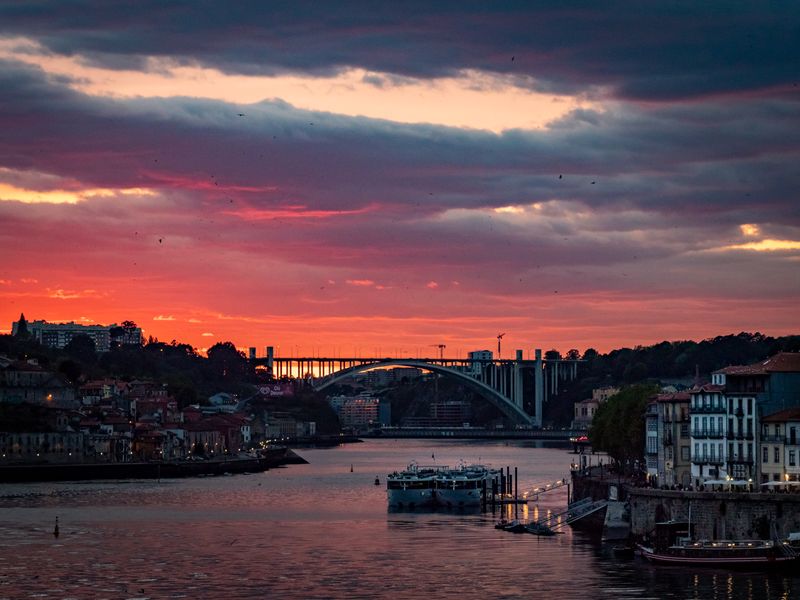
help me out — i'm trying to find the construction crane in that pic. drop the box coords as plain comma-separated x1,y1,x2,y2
430,344,446,360
497,333,506,359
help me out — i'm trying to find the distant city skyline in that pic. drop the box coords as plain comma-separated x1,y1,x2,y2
1,4,798,354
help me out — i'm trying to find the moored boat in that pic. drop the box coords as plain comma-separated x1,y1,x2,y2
386,463,443,508
637,521,799,568
387,462,499,509
435,463,499,508
637,539,798,568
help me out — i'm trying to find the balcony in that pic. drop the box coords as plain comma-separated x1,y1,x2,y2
692,454,724,465
691,429,725,439
691,405,726,414
761,434,784,443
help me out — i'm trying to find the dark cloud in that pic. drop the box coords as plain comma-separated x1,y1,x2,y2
0,2,797,99
1,58,799,234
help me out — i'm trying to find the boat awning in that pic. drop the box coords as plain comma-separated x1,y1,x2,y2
761,480,800,487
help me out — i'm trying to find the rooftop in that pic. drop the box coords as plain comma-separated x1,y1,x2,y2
715,352,800,376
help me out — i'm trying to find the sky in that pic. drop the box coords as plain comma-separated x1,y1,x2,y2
0,2,798,358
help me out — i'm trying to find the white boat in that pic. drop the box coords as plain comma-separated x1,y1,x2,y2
386,463,443,508
386,462,499,508
435,464,499,508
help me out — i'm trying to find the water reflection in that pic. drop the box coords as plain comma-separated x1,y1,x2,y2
0,439,798,599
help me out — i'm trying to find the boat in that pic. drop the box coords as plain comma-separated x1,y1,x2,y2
638,539,798,568
495,519,528,533
637,522,799,568
386,463,444,509
386,462,499,509
435,463,499,508
526,521,556,536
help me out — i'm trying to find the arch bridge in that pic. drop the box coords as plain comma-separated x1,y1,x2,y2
252,350,580,428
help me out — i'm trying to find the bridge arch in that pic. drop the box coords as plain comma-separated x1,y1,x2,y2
312,359,532,426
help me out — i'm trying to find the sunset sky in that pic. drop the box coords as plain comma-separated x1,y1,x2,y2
0,3,798,357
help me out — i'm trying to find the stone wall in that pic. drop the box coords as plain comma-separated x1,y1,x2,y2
628,487,800,540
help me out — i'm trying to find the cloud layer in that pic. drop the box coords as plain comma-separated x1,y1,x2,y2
0,5,797,354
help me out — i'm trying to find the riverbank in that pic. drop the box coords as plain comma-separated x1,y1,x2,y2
0,447,307,483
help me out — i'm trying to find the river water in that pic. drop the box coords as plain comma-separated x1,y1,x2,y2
1,438,798,599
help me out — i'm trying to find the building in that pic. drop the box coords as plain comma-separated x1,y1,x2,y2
0,359,76,407
645,401,659,481
760,408,800,484
572,386,619,430
573,398,600,430
11,317,142,353
592,386,620,403
656,391,691,487
687,352,800,486
340,397,379,428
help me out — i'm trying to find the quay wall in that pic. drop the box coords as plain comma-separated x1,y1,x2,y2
628,488,800,540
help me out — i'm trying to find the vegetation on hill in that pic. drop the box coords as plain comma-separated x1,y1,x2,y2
588,384,659,468
2,328,798,430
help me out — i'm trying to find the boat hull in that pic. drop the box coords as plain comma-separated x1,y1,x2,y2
387,488,436,508
637,544,798,569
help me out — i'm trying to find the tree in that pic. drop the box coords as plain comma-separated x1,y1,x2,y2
64,334,97,365
15,313,29,338
565,348,581,360
544,349,562,360
206,341,249,381
589,383,658,470
58,359,82,383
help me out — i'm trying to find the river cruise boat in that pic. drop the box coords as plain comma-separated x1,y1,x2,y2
387,462,499,508
638,539,798,568
435,464,500,508
386,463,444,508
637,522,799,568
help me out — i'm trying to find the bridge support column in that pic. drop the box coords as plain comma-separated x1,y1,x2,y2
513,350,524,410
534,349,543,428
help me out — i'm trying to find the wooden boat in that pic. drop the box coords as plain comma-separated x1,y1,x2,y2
637,539,798,568
495,519,528,533
526,521,556,536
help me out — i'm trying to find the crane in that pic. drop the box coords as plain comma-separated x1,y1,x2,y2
497,333,506,359
430,344,446,360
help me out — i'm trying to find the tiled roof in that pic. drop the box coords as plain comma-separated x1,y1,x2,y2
715,352,800,376
762,407,800,423
655,392,691,402
689,384,725,393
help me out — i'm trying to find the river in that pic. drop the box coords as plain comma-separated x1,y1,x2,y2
1,438,798,599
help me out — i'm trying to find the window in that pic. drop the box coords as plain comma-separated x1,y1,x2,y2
775,447,781,463
694,443,699,459
681,423,689,438
791,427,797,446
747,398,753,414
710,444,716,460
790,450,796,467
681,446,690,461
764,447,769,463
702,443,708,459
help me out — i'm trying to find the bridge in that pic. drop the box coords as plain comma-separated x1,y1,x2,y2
251,349,580,427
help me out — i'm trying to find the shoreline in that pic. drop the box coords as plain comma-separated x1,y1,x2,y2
0,447,307,483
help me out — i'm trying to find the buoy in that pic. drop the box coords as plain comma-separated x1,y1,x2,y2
53,516,59,538
374,476,380,486
350,464,353,472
